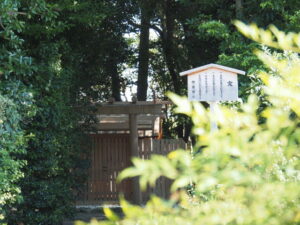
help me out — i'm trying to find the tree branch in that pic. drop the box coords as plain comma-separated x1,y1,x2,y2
128,20,163,36
7,11,27,16
0,17,6,30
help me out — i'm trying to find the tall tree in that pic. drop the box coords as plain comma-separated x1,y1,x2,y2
162,0,181,94
137,0,152,101
63,0,136,102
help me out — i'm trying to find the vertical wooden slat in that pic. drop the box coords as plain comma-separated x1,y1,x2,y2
93,135,97,202
79,135,187,205
95,135,99,202
123,135,128,199
105,135,109,201
91,135,95,202
101,135,105,201
108,135,111,200
101,135,105,200
100,135,104,201
110,135,113,200
113,135,118,200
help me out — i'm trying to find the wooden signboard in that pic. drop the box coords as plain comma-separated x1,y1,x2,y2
180,64,245,102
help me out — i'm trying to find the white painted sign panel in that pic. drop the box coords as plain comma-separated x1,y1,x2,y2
187,69,238,102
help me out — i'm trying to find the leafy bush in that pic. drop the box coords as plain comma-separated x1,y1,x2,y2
78,22,300,225
0,95,25,224
1,1,85,224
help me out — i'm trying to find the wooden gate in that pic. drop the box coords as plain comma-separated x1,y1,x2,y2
77,135,186,205
77,134,132,204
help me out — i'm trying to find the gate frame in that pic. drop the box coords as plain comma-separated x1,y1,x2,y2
84,101,170,204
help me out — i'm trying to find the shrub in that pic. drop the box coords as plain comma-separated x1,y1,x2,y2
78,22,300,225
0,95,25,224
0,1,84,224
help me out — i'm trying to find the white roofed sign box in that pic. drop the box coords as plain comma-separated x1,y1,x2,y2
180,64,245,102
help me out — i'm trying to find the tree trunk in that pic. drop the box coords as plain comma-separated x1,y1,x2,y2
137,1,151,101
107,57,121,101
235,0,243,19
161,0,181,95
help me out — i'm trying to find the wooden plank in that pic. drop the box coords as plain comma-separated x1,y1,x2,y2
138,139,143,159
96,104,163,115
123,136,131,200
97,135,101,201
103,135,108,200
94,135,97,201
87,135,93,201
129,114,142,204
98,135,103,201
145,138,151,159
113,135,119,200
108,135,112,200
98,114,160,122
93,135,98,200
91,123,155,131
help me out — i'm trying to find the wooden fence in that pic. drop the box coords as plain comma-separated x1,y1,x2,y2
138,138,186,202
76,134,186,205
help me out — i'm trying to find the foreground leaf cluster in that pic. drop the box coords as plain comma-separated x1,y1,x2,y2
81,22,300,225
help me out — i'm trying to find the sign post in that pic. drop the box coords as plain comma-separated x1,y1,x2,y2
180,64,245,131
208,101,218,132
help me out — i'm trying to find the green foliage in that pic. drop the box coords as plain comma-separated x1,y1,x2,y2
63,0,136,102
79,23,300,225
1,1,86,224
182,0,300,104
0,95,26,224
151,0,300,138
0,1,36,224
197,20,229,40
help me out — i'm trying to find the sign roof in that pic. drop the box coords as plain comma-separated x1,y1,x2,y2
179,63,246,76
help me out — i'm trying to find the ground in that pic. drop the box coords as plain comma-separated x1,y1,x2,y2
63,206,123,225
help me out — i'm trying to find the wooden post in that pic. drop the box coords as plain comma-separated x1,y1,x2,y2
209,102,218,132
129,113,142,204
